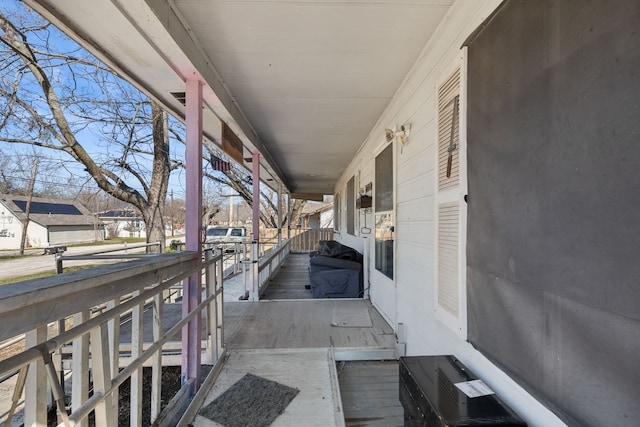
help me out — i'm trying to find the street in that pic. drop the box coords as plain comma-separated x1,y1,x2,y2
0,240,180,282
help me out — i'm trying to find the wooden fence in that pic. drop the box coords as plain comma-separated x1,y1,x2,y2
261,228,334,253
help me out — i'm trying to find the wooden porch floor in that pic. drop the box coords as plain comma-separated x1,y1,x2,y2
260,252,313,300
192,253,404,426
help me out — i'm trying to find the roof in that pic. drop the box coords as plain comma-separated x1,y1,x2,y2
301,202,333,217
0,194,97,227
23,0,454,196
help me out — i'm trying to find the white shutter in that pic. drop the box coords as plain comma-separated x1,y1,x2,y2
438,68,460,191
438,202,459,316
435,58,466,337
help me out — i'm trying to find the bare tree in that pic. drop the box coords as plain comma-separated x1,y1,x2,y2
0,7,178,251
202,144,306,229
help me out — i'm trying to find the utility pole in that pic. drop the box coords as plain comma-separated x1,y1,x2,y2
19,159,38,255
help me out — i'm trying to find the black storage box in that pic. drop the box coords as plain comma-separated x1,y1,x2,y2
399,355,527,427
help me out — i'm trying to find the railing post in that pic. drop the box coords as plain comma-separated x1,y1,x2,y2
55,253,63,274
234,242,240,274
250,240,259,302
242,243,249,300
216,254,224,357
90,324,116,427
130,291,144,427
72,311,90,427
204,250,216,363
107,298,120,414
151,287,163,422
24,326,47,427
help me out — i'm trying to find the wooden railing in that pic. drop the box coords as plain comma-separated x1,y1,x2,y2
243,239,291,301
261,228,334,253
0,250,225,427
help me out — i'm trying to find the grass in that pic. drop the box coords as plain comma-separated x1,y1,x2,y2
0,264,100,286
66,237,148,247
0,253,36,260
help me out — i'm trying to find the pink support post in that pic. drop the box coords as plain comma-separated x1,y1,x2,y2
252,151,260,242
182,79,203,390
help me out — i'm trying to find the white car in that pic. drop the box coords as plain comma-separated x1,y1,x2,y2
205,226,248,244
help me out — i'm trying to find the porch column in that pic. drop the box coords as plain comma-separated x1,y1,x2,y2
251,151,260,301
277,183,283,246
182,79,203,390
252,151,260,242
287,193,291,240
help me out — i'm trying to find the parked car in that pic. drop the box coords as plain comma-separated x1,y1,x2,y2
204,226,248,244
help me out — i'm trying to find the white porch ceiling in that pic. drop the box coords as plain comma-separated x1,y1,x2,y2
24,0,453,196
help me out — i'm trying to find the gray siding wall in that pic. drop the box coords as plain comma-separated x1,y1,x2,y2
49,225,97,245
466,1,640,425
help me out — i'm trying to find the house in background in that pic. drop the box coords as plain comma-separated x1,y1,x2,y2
300,203,333,229
97,209,145,239
0,194,102,249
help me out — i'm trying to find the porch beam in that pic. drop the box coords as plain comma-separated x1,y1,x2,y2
182,78,203,390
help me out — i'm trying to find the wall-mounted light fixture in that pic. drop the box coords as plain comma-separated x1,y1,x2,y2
385,124,411,148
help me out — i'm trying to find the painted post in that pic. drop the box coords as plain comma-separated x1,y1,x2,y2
252,151,260,243
277,183,283,246
251,151,260,300
250,240,259,301
287,193,291,240
182,79,203,390
24,327,47,426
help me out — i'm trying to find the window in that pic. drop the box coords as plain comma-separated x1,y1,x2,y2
375,143,394,279
375,144,393,212
346,176,355,235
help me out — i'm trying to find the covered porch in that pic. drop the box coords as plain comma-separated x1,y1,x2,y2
2,0,638,426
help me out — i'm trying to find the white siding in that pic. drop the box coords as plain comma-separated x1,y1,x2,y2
27,223,49,248
0,210,22,250
334,0,566,426
319,209,333,229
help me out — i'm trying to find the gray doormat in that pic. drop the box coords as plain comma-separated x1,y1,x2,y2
199,373,299,426
331,304,372,327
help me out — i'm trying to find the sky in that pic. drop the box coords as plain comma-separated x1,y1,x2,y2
0,0,202,202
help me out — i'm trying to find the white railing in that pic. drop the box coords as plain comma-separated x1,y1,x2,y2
262,228,334,253
0,250,225,427
245,239,291,301
203,241,250,277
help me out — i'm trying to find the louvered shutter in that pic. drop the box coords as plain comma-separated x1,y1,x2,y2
436,66,463,323
438,202,459,316
438,68,460,191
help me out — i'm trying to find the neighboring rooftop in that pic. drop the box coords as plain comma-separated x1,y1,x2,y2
0,194,96,227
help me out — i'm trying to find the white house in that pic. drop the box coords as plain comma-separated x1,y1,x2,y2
18,0,640,426
300,203,333,230
97,209,145,239
0,194,101,249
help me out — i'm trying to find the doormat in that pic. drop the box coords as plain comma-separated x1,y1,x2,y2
199,373,299,426
331,304,372,327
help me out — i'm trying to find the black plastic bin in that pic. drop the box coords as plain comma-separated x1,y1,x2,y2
399,355,527,427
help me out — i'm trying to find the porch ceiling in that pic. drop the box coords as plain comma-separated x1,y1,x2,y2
24,0,453,196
